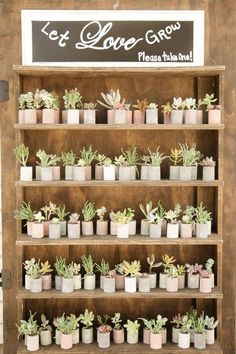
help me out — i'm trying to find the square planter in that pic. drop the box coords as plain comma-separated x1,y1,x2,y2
20,166,33,181
140,219,150,235
40,167,53,181
62,277,73,293
84,274,96,290
73,274,82,290
24,109,37,124
166,276,178,292
42,274,52,290
82,221,94,236
141,165,149,180
49,223,61,239
125,276,136,293
42,109,58,124
117,223,129,238
118,166,131,181
184,109,197,124
83,110,96,124
133,110,145,124
166,222,179,238
128,220,136,235
169,166,179,180
103,277,115,293
82,327,93,344
65,165,73,180
32,223,44,239
67,109,80,124
114,109,126,124
149,166,161,180
196,223,209,238
149,223,161,238
208,109,221,124
203,166,215,181
180,223,192,238
96,220,108,236
103,165,115,181
171,110,183,124
68,222,80,239
179,166,192,181
52,166,60,181
30,277,42,293
73,166,85,181
146,109,158,124
95,165,103,180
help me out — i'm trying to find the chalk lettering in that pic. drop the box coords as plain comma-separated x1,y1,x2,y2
145,22,181,44
40,21,70,47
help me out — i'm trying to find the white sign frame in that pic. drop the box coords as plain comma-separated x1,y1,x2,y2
21,10,204,67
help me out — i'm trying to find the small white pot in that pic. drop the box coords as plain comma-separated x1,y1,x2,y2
40,329,52,346
60,221,67,236
206,328,215,345
199,277,212,293
187,273,199,289
138,276,150,293
171,110,183,124
148,273,157,288
103,277,115,293
178,331,190,349
141,165,149,180
169,166,179,180
196,109,203,124
166,222,179,238
40,167,53,181
98,332,111,348
82,327,93,344
118,166,131,181
25,274,31,290
72,328,80,344
55,329,61,345
84,274,96,290
67,109,80,124
68,222,80,239
125,276,137,293
27,334,39,351
180,223,192,238
117,223,129,238
103,165,115,181
184,109,197,124
196,223,209,238
82,221,94,236
149,223,162,238
179,166,192,181
30,277,42,293
110,220,117,235
100,275,105,289
96,220,108,236
159,273,167,289
55,275,62,290
62,277,73,293
65,165,73,180
194,332,206,349
166,276,178,292
140,219,150,235
83,110,96,124
24,109,37,124
127,331,139,344
191,166,198,180
146,109,158,124
130,166,136,180
162,328,167,344
20,166,33,181
42,274,52,290
73,274,82,290
149,166,161,180
73,166,85,181
35,166,41,180
203,166,215,181
172,326,181,343
129,220,136,235
49,223,61,239
114,109,126,124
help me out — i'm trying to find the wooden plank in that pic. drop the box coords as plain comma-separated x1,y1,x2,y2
17,341,223,354
17,287,223,300
16,233,223,246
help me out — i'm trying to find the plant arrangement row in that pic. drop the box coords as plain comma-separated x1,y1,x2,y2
14,143,216,182
23,255,215,294
17,307,218,351
14,200,213,239
18,89,222,125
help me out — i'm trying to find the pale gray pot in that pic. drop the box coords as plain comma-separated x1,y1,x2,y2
65,165,73,180
83,110,96,124
179,166,192,181
62,277,73,293
146,109,158,124
203,166,215,181
141,165,149,180
140,219,150,235
171,110,183,124
169,165,179,180
149,166,161,180
73,166,85,181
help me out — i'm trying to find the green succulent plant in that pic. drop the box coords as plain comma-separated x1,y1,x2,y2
63,88,82,109
78,309,94,328
13,144,29,166
82,201,96,222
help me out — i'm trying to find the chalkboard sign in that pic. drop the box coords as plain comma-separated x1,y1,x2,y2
21,10,204,67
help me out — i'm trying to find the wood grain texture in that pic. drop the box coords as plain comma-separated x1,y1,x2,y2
1,1,235,354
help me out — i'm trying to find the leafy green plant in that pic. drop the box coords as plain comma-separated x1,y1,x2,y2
97,89,125,109
186,307,198,328
40,314,52,332
111,209,131,225
50,217,60,224
194,313,206,334
201,93,217,108
164,204,181,223
122,260,141,277
115,263,125,275
68,213,80,223
81,255,95,276
114,155,127,167
169,148,182,166
13,144,29,166
33,211,45,223
139,201,158,221
95,259,110,276
124,320,140,333
161,254,176,274
83,102,97,110
171,313,183,329
148,147,168,166
36,150,57,167
126,208,135,221
166,264,178,278
177,264,186,276
121,146,140,166
23,258,36,275
41,202,57,221
103,158,113,167
141,315,167,334
14,201,34,223
53,313,76,335
205,258,214,272
111,313,123,330
138,317,152,330
78,309,94,328
95,153,107,166
63,88,82,109
172,97,184,110
183,97,196,110
97,314,111,326
195,202,212,224
180,315,192,333
27,259,42,279
42,91,59,110
182,205,195,224
55,204,70,222
141,155,150,166
161,102,172,114
61,262,75,279
54,256,66,276
204,315,218,330
179,143,203,167
16,310,39,338
82,201,96,222
148,102,158,109
40,261,53,275
147,254,162,274
61,151,77,166
80,145,97,166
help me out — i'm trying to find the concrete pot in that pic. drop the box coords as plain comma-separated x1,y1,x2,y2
167,222,179,238
191,166,198,180
141,165,149,180
169,166,179,180
194,332,206,349
146,109,158,124
40,167,53,181
178,274,185,289
138,275,150,292
171,110,183,124
25,274,31,290
133,110,145,124
55,275,62,290
199,277,212,293
62,277,73,293
95,165,103,180
82,327,93,344
117,223,129,238
98,332,110,348
172,326,181,343
114,109,126,124
30,277,42,293
103,165,115,181
179,166,192,180
196,110,203,124
150,332,162,349
42,274,52,290
68,222,80,239
208,109,221,124
143,328,150,344
206,328,215,345
159,273,167,289
113,328,125,344
115,274,125,290
203,166,215,181
65,165,73,180
127,331,139,344
107,109,115,124
52,166,60,181
83,109,96,124
20,166,33,181
40,329,52,346
184,109,197,124
42,109,58,124
61,333,73,350
125,276,136,293
24,109,37,124
84,274,96,290
82,221,94,236
27,334,39,351
103,277,115,293
180,223,192,238
49,223,61,239
196,223,209,238
187,273,199,289
73,166,85,181
140,219,150,235
72,328,80,344
32,223,44,238
118,166,131,181
148,273,157,288
84,166,92,180
149,166,161,180
129,220,136,235
149,223,161,238
60,221,67,236
73,274,82,290
178,332,190,349
96,220,108,236
18,109,25,124
166,276,178,292
110,220,117,235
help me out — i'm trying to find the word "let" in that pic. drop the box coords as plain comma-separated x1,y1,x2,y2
41,22,70,47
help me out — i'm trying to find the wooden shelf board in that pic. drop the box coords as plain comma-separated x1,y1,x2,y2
13,65,225,77
14,123,225,130
16,287,223,300
16,234,222,246
17,341,222,353
15,180,223,187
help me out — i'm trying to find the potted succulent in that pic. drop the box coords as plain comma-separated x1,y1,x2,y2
97,322,112,348
194,313,206,349
140,155,150,180
159,254,176,289
114,263,125,290
115,154,131,181
39,314,52,346
185,263,202,289
48,217,61,239
124,320,140,344
80,145,97,180
186,307,198,343
205,315,218,345
157,200,167,235
103,158,116,181
139,201,158,235
148,147,167,180
72,263,82,290
161,101,172,124
111,313,124,344
36,150,56,181
51,154,61,181
205,258,215,288
28,259,42,293
147,254,161,288
56,204,69,236
147,211,163,239
171,97,184,124
41,201,57,236
177,264,186,289
23,258,36,290
147,315,168,349
13,144,32,181
166,264,179,292
138,273,151,293
196,98,204,124
122,260,141,293
112,209,131,238
61,151,77,180
195,202,212,238
183,97,197,124
82,254,96,290
146,102,158,124
180,205,195,238
61,262,75,293
121,146,140,180
67,213,80,239
73,158,86,181
202,93,221,124
132,98,149,124
200,156,216,181
165,204,181,239
14,201,34,236
138,317,151,345
199,269,212,293
127,208,136,235
178,315,192,349
54,256,66,290
40,261,53,290
32,211,45,239
54,313,74,350
42,91,59,124
96,258,110,289
169,147,182,180
82,201,96,235
16,310,39,351
97,315,111,344
34,89,51,123
78,309,94,344
179,143,202,181
171,313,183,343
18,92,37,124
109,211,117,235
95,153,106,180
97,89,128,124
103,271,116,293
63,87,82,124
83,102,97,124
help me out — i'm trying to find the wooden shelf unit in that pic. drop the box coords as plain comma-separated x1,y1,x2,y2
14,65,224,353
